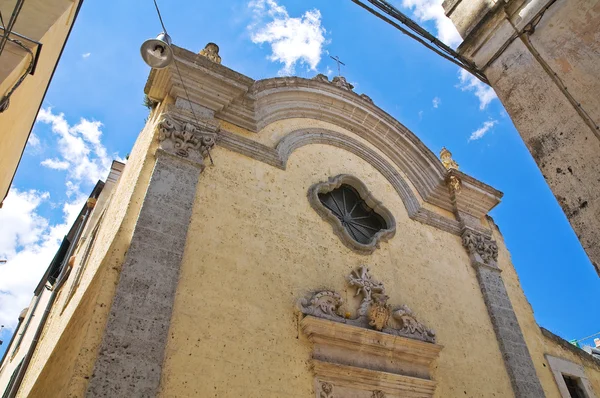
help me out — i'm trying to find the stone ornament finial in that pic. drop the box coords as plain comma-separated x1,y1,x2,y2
440,147,459,170
199,42,221,64
298,266,436,343
462,229,499,266
157,115,217,167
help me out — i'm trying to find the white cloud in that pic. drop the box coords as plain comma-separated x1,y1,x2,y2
401,0,462,48
469,119,498,141
28,133,40,147
457,69,497,110
0,108,116,330
432,96,441,108
82,52,91,59
41,158,70,170
37,108,112,184
248,0,327,75
0,189,85,329
400,0,497,109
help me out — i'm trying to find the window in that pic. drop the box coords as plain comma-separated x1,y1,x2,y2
563,375,587,398
318,184,387,244
546,355,595,398
308,175,396,253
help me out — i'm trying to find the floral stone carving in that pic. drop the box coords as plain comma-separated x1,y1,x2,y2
462,229,498,265
372,391,386,398
298,266,436,343
157,116,217,166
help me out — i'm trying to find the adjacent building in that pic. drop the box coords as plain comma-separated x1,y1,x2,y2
1,42,599,398
0,0,83,207
442,0,600,276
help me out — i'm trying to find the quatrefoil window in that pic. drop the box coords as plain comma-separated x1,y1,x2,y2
308,175,396,253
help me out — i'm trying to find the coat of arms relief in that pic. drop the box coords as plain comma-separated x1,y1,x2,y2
298,265,436,344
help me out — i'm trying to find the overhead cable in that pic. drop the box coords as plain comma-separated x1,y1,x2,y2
351,0,489,85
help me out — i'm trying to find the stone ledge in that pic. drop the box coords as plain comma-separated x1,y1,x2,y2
302,316,442,397
313,360,437,398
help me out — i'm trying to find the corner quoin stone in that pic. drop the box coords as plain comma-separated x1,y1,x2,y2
85,151,202,397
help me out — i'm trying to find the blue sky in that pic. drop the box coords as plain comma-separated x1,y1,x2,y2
1,0,598,357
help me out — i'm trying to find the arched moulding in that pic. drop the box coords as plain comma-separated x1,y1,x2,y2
308,174,396,254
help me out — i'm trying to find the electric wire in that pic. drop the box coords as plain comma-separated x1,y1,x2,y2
0,0,25,56
574,331,600,344
351,0,489,85
151,0,214,164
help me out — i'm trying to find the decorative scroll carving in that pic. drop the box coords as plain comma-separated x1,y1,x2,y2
298,291,345,322
312,73,329,83
157,115,217,166
332,76,354,91
372,391,386,398
199,42,222,64
360,93,373,103
462,229,498,265
298,266,436,343
311,74,373,104
319,381,334,398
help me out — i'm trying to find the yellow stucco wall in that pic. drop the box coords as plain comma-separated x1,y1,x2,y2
12,108,600,398
15,102,169,397
158,118,516,398
0,1,78,205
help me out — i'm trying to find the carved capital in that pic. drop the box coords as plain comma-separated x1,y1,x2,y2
461,229,499,268
157,115,218,167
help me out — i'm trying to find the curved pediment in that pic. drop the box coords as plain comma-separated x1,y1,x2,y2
145,45,502,229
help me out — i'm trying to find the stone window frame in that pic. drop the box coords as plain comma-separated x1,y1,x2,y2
308,174,396,254
545,354,597,398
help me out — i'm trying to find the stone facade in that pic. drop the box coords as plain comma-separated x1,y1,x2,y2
443,0,600,275
3,41,600,398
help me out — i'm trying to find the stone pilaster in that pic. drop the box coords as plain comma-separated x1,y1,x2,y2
461,227,546,398
86,115,216,397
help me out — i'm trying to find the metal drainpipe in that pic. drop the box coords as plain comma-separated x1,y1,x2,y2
7,198,95,398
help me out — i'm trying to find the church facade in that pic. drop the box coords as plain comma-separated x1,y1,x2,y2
1,43,599,398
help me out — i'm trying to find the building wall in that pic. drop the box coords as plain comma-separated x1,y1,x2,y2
444,0,600,275
0,0,80,206
0,292,50,393
158,118,516,398
12,103,168,397
491,218,600,397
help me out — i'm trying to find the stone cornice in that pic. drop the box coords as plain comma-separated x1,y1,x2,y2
453,0,557,70
147,47,503,230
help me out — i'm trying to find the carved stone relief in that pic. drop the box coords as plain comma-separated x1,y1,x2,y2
199,42,222,64
319,381,334,398
311,73,374,104
157,115,218,168
298,265,435,343
300,266,442,398
461,229,499,266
